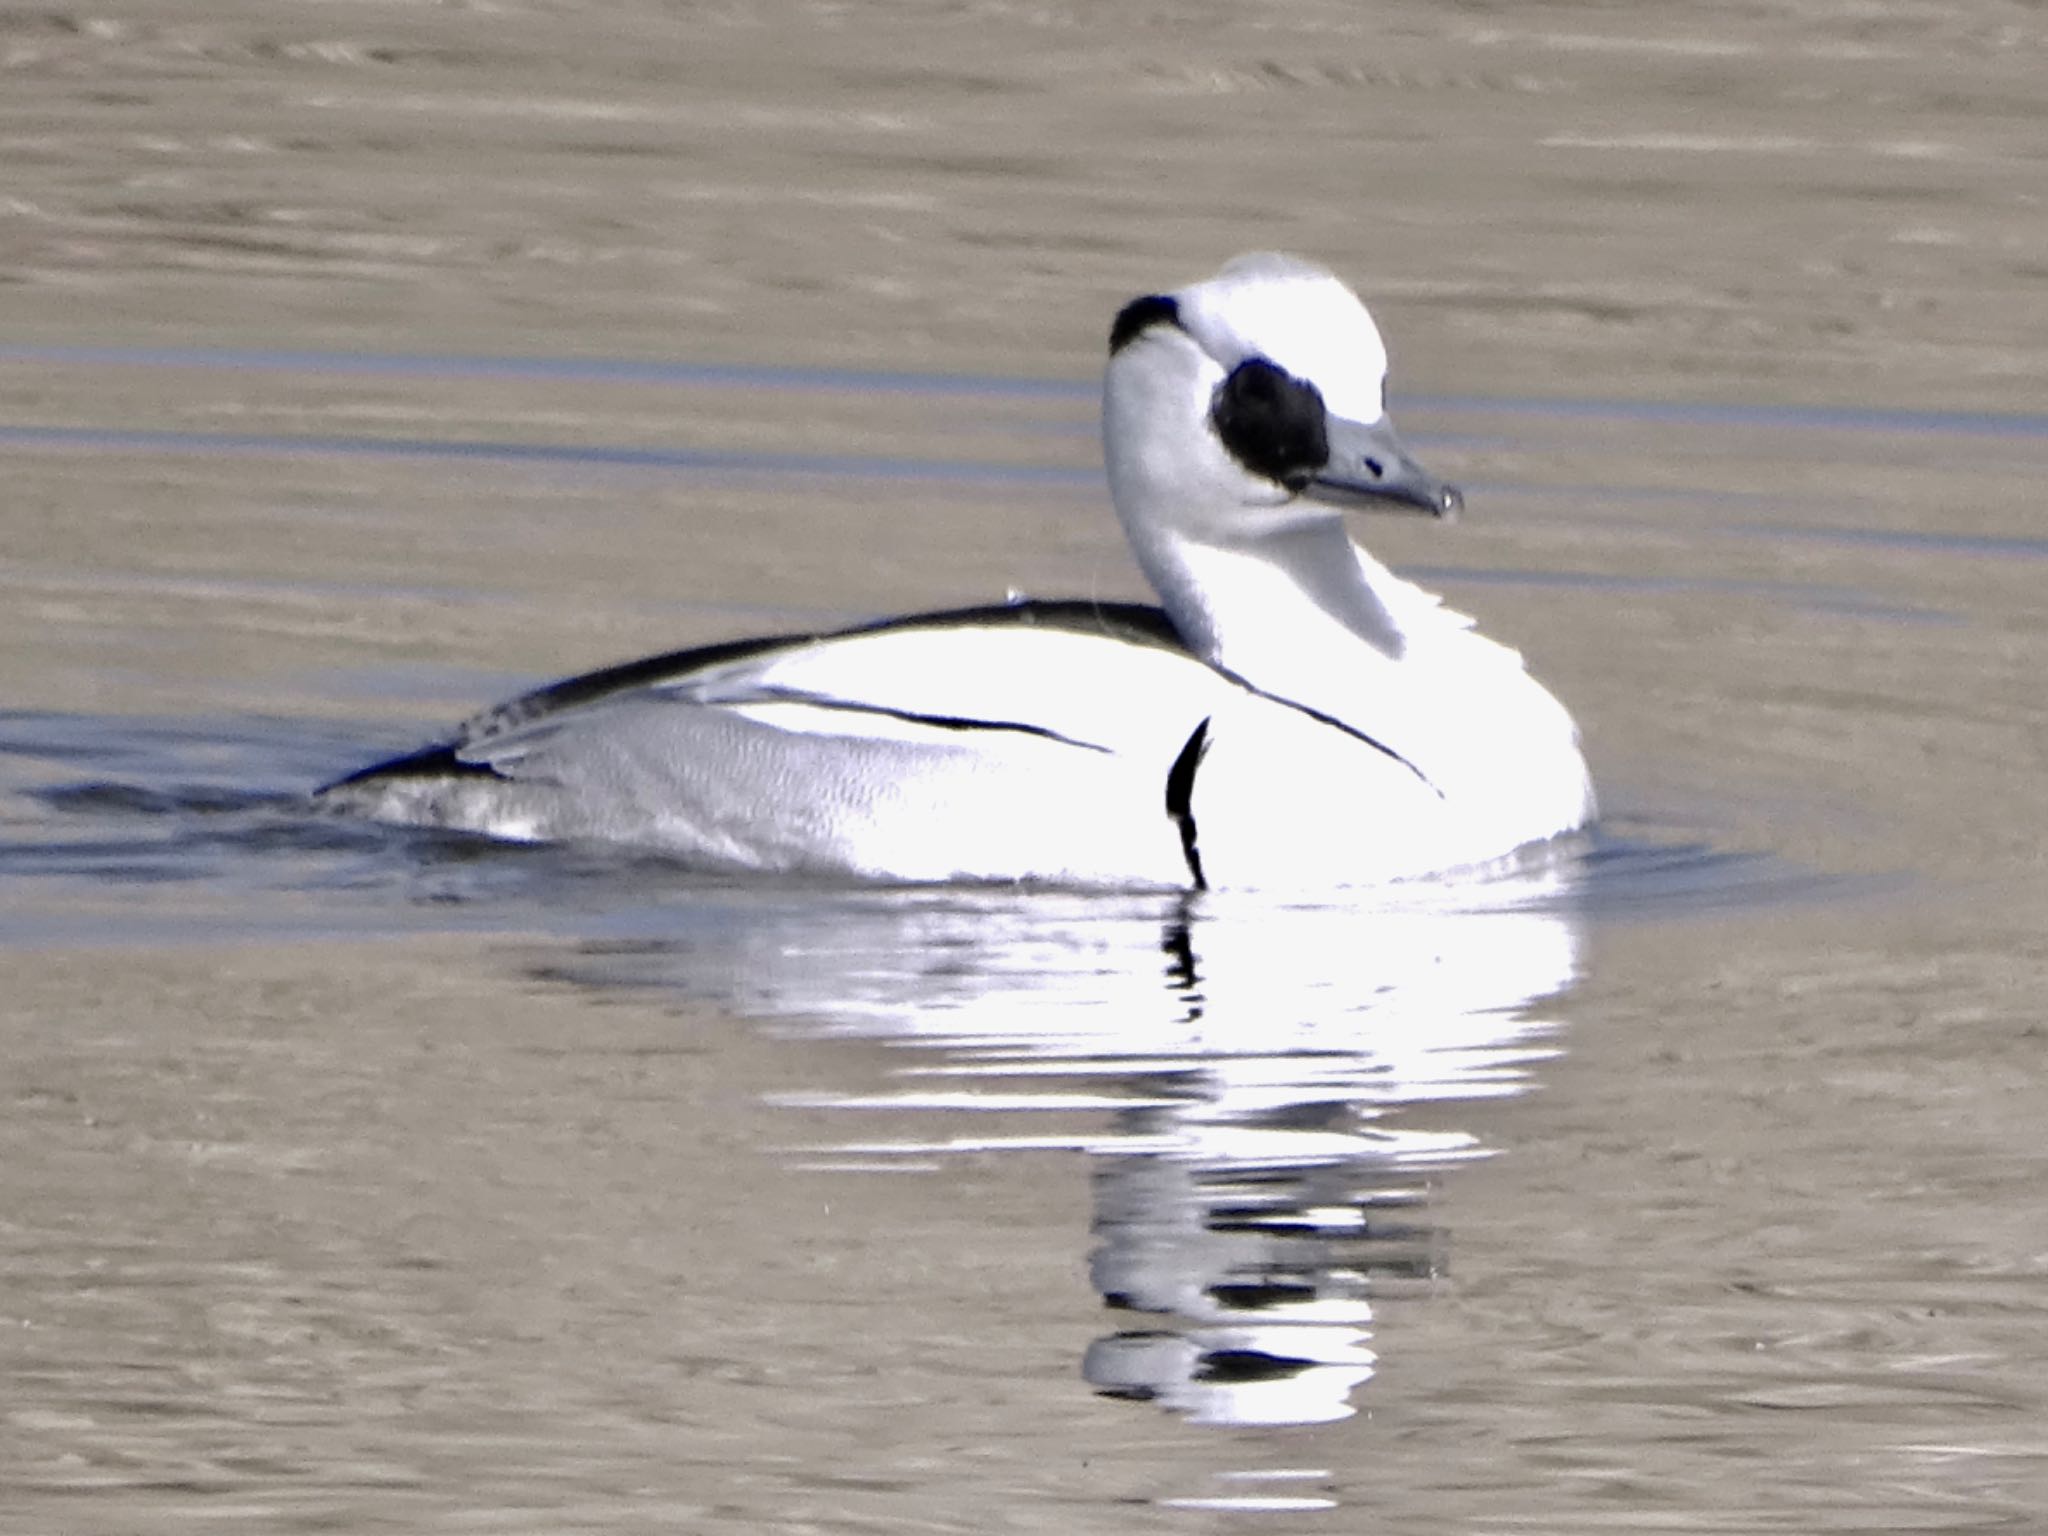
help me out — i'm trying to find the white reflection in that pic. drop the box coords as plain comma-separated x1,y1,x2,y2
542,853,1584,1428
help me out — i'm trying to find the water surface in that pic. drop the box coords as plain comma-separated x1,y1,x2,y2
5,3,2048,1531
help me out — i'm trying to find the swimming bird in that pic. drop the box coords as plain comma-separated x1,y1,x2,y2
319,254,1594,888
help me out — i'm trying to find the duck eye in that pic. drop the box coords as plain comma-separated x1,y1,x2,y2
1210,359,1330,490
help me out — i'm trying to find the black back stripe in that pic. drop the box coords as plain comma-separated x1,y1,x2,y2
854,598,1183,650
458,630,807,742
1165,716,1212,890
318,741,505,791
323,599,1181,791
460,598,1190,744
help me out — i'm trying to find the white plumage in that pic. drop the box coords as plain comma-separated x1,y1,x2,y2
320,254,1594,888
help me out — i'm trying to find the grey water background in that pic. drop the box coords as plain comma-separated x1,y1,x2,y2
5,2,2048,1531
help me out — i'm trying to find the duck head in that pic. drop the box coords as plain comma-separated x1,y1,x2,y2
1103,252,1460,539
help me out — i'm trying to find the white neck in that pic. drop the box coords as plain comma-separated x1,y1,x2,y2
1130,514,1410,671
1103,330,1414,684
1103,327,1588,829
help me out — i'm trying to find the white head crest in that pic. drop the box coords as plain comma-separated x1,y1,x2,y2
1173,253,1390,423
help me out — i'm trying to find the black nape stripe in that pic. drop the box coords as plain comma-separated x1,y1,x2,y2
1164,716,1212,890
1109,293,1181,354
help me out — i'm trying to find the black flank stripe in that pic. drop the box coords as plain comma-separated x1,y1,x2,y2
1204,661,1444,799
1270,694,1441,797
755,691,1112,752
1165,717,1212,890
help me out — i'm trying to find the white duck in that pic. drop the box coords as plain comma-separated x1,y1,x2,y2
319,254,1594,888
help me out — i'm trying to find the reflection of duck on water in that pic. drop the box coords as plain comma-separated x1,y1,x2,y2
1084,1121,1393,1428
539,872,1582,1429
1073,890,1574,1426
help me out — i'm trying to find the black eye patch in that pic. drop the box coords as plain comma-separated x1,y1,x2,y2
1209,359,1329,491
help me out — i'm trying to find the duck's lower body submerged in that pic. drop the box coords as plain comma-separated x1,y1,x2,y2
319,599,1591,890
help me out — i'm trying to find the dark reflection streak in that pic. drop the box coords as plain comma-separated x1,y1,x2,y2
5,342,2044,439
0,424,1094,487
470,878,1581,1425
0,343,1091,401
1160,897,1203,1020
1066,897,1575,1426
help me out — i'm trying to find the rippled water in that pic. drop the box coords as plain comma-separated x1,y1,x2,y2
0,697,1813,1460
7,394,2044,1526
8,391,2044,1515
7,2,2048,1531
